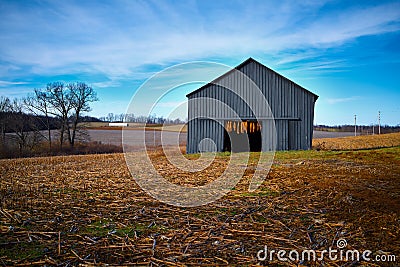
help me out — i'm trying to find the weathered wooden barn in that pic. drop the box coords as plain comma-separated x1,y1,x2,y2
186,58,318,153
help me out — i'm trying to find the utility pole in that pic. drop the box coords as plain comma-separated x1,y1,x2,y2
354,114,357,136
378,111,381,135
153,129,156,147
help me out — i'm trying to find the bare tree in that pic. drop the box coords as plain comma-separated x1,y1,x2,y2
41,82,98,149
45,82,71,148
125,113,135,122
46,82,73,149
118,113,125,122
106,113,114,122
24,89,53,149
0,96,11,146
8,98,40,155
68,82,98,147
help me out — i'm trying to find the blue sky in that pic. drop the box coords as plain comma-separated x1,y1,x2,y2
0,0,399,125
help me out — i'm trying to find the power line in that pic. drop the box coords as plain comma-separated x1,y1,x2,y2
378,111,381,135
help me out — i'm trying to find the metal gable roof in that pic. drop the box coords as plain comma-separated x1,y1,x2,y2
186,57,319,100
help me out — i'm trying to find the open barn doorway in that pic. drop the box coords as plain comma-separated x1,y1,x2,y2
223,120,262,152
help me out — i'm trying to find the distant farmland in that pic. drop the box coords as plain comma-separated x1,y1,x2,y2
85,128,357,148
87,129,186,148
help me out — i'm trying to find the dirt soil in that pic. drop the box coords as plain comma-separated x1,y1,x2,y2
1,138,399,266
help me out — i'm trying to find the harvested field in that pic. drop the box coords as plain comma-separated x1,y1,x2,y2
1,140,399,265
313,132,400,150
86,129,186,148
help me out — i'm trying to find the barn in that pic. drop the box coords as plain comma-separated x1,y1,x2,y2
186,58,318,153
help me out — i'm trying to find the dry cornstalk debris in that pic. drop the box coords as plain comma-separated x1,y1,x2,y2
0,134,399,266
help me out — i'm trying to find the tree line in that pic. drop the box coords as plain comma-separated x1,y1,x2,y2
100,113,186,124
0,82,98,156
314,124,400,134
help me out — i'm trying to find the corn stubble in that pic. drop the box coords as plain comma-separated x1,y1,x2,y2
1,134,400,266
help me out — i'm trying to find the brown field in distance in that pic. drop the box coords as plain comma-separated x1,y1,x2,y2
313,132,400,150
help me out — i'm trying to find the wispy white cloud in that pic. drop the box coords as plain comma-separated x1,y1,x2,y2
0,0,399,82
92,80,121,88
327,96,360,104
281,59,350,77
0,80,28,87
284,3,400,47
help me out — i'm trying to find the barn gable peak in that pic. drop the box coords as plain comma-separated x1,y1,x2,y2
186,57,318,100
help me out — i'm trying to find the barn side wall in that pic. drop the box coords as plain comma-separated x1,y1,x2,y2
187,119,224,153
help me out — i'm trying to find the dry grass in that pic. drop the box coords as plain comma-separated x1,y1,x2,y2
313,132,400,150
79,122,109,128
0,139,399,265
155,124,187,133
0,141,122,159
